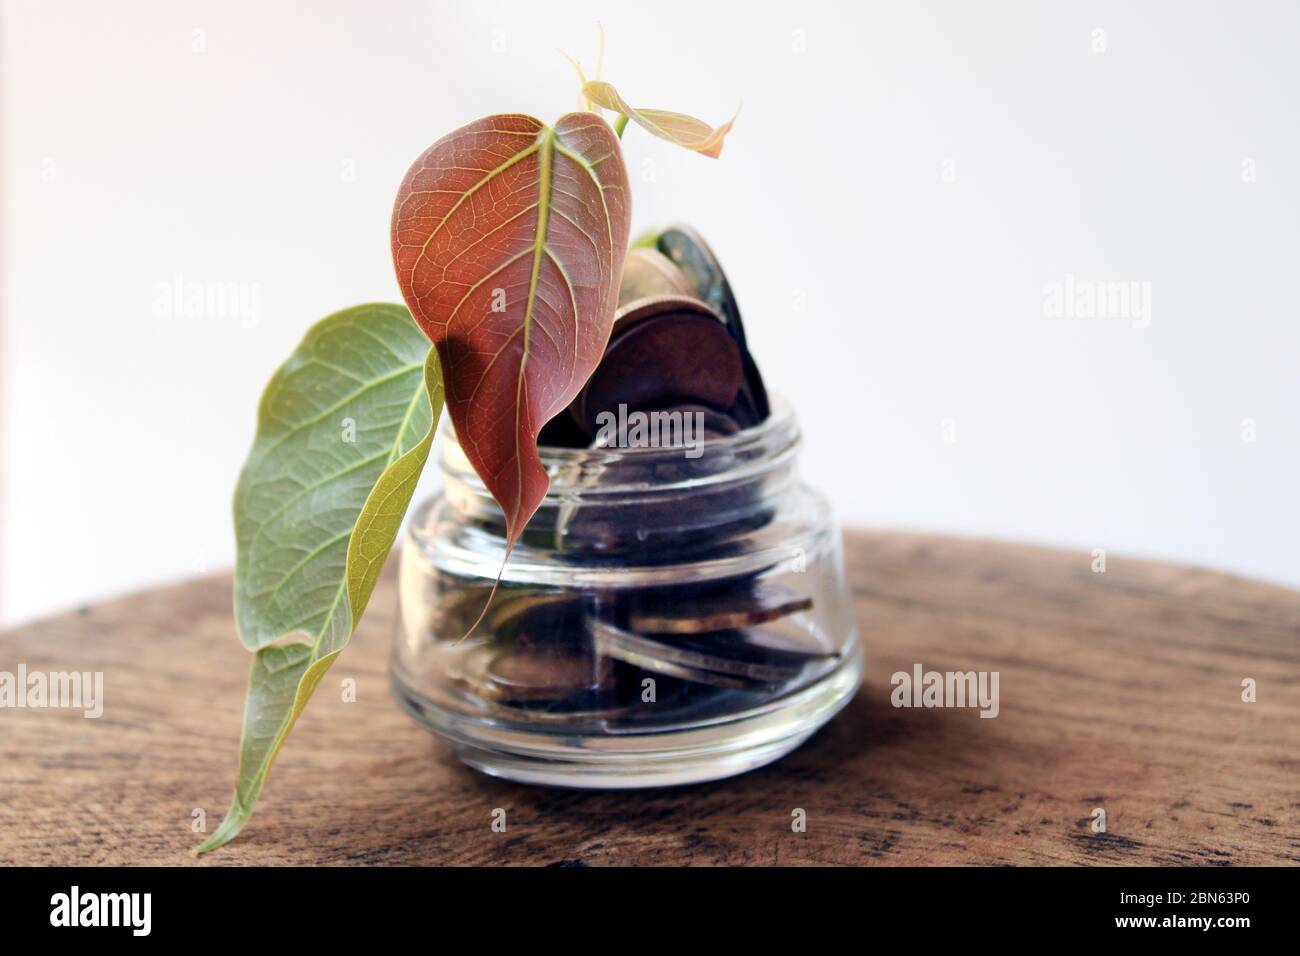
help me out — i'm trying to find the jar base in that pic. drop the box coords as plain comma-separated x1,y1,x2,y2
391,641,863,789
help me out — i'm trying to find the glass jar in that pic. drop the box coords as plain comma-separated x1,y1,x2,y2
392,397,861,787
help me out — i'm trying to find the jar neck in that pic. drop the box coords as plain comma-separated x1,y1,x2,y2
438,397,802,546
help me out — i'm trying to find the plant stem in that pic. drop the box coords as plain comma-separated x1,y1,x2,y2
614,113,629,138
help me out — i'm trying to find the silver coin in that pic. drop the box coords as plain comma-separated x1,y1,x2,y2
618,247,696,305
668,627,836,671
656,225,770,422
655,225,744,343
483,646,603,702
592,619,806,686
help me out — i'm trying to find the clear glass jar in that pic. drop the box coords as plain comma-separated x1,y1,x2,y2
392,397,861,787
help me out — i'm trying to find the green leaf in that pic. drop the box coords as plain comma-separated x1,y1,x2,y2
196,304,444,855
629,226,662,250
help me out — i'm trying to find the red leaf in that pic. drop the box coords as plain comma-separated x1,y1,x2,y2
391,112,631,557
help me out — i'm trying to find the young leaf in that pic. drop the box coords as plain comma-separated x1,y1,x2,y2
630,226,663,250
582,80,737,158
391,113,631,562
197,304,444,854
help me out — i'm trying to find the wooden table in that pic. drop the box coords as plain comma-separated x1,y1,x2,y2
2,531,1296,866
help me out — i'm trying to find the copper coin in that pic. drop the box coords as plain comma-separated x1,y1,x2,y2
538,408,594,448
575,310,743,435
628,581,813,635
611,292,720,335
484,590,584,638
483,648,600,702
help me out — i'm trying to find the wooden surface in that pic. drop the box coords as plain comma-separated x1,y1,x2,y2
2,531,1297,866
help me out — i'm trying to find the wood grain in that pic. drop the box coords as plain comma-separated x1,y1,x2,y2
1,531,1296,866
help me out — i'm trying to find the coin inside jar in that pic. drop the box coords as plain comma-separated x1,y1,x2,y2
418,571,498,640
664,626,837,671
592,620,759,689
628,581,813,634
484,590,583,636
462,592,603,704
482,649,601,703
593,617,821,686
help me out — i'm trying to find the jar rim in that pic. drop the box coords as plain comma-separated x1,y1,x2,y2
439,394,800,497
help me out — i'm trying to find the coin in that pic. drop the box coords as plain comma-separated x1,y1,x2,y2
416,571,497,640
592,619,760,689
628,581,813,634
574,307,744,435
618,248,696,305
729,351,770,427
447,641,612,711
656,225,770,422
483,648,601,702
611,292,721,334
485,590,585,638
454,592,608,705
538,407,595,448
656,225,745,343
668,626,837,671
593,617,819,686
587,402,739,451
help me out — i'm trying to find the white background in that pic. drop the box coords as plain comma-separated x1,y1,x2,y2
2,0,1297,626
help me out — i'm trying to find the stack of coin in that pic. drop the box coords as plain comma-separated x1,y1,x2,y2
539,225,770,448
596,580,830,691
439,228,829,724
441,574,834,722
